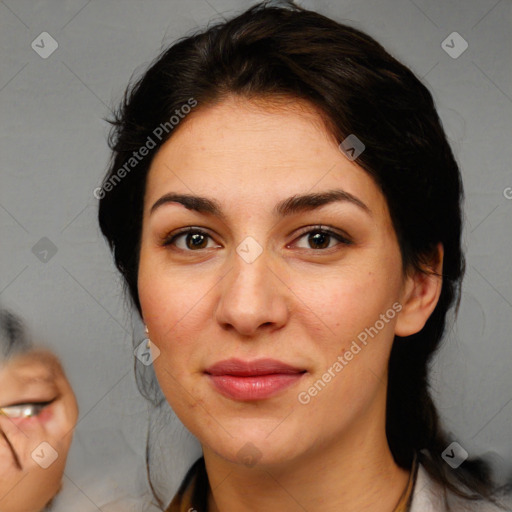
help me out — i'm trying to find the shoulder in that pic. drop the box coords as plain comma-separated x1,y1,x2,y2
410,464,512,512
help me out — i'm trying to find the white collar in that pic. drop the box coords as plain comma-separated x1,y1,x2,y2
409,464,509,512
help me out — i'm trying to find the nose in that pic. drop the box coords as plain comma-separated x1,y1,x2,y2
214,246,290,337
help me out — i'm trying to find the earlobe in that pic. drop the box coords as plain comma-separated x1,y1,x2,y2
394,243,444,337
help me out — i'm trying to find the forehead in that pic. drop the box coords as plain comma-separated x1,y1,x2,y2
145,96,388,220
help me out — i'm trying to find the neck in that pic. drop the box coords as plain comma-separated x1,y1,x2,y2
203,400,411,512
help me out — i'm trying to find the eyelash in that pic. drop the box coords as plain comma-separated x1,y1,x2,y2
0,399,56,418
161,225,352,252
292,225,353,250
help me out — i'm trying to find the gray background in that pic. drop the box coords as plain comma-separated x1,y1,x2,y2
1,0,511,510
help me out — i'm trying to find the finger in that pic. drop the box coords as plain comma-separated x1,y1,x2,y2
0,413,52,471
0,428,22,470
0,416,23,471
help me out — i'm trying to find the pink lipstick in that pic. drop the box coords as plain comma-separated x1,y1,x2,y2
205,358,305,401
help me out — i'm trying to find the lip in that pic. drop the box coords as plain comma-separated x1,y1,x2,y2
205,358,306,401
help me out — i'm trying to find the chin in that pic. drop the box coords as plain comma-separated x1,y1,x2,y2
202,425,306,469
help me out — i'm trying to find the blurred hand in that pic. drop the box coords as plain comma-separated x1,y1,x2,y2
0,350,78,512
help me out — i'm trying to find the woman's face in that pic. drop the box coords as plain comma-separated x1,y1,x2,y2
0,350,78,511
138,96,420,467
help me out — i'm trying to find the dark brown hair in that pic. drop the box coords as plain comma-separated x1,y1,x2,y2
0,309,31,359
98,0,507,507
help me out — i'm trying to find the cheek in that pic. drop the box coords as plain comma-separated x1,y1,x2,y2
138,251,187,337
296,265,398,340
138,259,216,372
294,262,402,413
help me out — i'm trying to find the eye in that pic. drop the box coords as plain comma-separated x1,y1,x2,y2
162,227,220,251
291,226,352,250
0,400,55,418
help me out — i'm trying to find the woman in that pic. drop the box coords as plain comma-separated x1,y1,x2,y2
98,1,510,511
0,309,78,512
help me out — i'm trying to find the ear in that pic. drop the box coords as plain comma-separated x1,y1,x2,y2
394,243,444,337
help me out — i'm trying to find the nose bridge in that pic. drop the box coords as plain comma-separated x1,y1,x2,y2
232,249,272,299
215,241,288,336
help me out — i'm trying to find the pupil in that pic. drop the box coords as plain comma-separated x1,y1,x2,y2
310,232,329,249
188,233,207,249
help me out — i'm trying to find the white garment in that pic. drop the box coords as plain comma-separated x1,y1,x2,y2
410,464,512,512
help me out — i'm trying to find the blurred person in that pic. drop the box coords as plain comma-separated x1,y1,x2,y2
0,309,78,512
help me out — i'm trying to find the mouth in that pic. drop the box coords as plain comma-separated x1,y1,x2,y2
204,358,306,401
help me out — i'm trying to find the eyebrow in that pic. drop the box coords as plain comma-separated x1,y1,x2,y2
15,368,54,384
13,358,58,383
150,189,371,219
